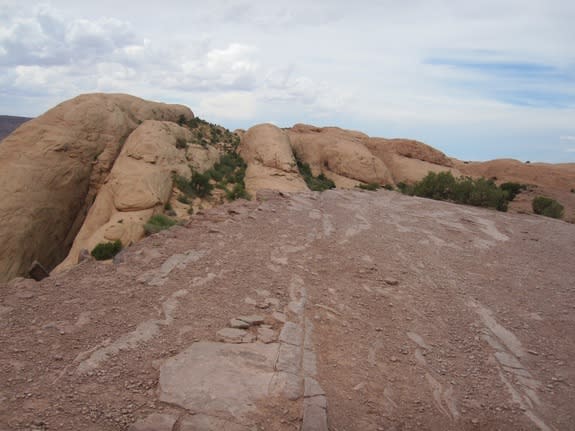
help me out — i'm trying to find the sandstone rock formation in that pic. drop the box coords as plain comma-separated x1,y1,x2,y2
2,92,574,282
288,124,393,185
240,123,456,195
55,120,203,271
0,93,193,282
240,124,307,193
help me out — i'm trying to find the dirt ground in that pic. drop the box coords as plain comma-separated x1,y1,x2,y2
1,189,574,431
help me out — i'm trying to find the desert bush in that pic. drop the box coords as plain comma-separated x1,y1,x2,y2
177,195,190,204
190,172,213,198
532,196,564,219
402,171,511,212
357,182,380,191
226,183,250,201
91,240,122,260
295,158,335,191
144,214,177,235
500,182,526,201
396,181,411,194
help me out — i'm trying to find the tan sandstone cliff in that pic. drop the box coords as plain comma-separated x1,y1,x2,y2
2,93,574,282
0,94,194,282
240,123,457,195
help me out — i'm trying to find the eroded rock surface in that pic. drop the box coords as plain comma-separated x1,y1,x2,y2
1,190,573,430
0,93,193,281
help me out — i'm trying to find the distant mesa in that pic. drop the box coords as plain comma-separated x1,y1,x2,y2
0,93,573,283
0,115,32,141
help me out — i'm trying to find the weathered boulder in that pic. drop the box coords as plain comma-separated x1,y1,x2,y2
0,93,193,282
365,138,459,184
240,124,307,194
288,124,393,185
55,120,195,271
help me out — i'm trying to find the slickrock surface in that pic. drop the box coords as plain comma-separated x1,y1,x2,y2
1,190,574,430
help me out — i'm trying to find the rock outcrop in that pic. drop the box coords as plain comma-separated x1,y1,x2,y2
240,124,307,194
0,93,193,282
55,120,199,271
2,92,574,282
240,123,456,195
287,124,393,185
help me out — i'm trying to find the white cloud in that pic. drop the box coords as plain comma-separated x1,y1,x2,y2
199,92,257,120
0,0,574,162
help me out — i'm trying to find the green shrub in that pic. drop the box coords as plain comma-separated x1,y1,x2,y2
357,182,380,191
396,181,412,194
383,184,394,191
177,195,190,204
500,182,526,201
296,158,335,192
190,172,213,198
91,240,122,260
532,196,564,219
144,214,177,235
226,183,250,201
402,171,511,212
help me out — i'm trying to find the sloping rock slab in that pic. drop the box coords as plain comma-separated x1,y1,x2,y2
159,341,281,420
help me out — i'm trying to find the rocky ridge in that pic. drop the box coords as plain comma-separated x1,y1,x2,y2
1,93,574,283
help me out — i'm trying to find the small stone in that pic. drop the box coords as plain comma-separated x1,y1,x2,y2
78,249,93,263
384,278,399,286
128,413,178,431
471,418,479,425
390,356,399,363
216,328,249,343
244,297,257,305
272,311,287,323
229,319,249,329
257,327,276,344
237,315,265,326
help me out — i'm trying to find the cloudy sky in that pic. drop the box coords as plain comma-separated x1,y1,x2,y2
1,0,574,162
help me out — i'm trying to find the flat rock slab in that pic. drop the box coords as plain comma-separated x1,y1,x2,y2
159,341,281,419
128,413,178,431
237,315,265,325
216,327,254,343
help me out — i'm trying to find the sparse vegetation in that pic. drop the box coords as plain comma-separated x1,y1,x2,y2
173,151,249,202
144,214,177,235
532,196,564,219
295,157,335,192
500,182,527,201
357,182,380,191
177,195,190,204
190,171,214,198
91,240,122,260
398,171,515,212
177,115,240,151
